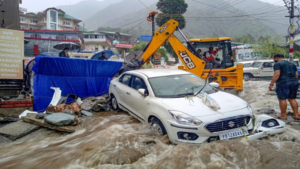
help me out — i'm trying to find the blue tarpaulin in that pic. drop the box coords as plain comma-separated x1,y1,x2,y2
91,50,119,60
32,56,122,112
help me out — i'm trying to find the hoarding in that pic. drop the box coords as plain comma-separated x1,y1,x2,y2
115,43,134,49
235,49,264,62
0,28,24,79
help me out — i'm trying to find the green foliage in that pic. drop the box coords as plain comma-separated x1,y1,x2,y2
156,0,188,63
156,0,188,29
156,47,169,63
254,36,287,58
233,34,256,44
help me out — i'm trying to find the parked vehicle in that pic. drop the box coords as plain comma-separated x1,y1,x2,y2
243,59,300,81
109,69,286,144
235,61,254,68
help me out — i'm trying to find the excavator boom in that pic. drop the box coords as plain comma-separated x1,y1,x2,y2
140,19,206,75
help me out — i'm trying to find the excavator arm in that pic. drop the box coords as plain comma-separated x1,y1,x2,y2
140,19,206,75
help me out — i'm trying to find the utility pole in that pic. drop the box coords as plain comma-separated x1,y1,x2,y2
285,0,296,61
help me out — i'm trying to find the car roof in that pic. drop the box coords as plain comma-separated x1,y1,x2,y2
126,69,190,78
236,61,254,63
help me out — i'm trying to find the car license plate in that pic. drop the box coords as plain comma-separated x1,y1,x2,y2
219,129,249,140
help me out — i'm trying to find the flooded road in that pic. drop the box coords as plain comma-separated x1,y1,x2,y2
1,81,300,169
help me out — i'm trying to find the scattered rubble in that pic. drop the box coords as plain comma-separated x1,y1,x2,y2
0,121,40,140
81,110,93,117
22,113,78,133
81,96,109,111
45,113,75,126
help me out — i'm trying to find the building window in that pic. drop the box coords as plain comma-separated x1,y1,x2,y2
56,35,66,40
20,17,26,23
50,23,56,30
20,25,26,29
50,10,57,22
30,19,38,24
84,35,89,38
63,20,71,26
30,33,41,38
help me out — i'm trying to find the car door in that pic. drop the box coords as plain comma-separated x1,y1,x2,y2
125,75,150,121
113,74,133,109
260,62,274,77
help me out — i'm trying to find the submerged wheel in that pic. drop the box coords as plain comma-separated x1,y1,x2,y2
243,73,252,81
150,117,167,135
111,95,119,110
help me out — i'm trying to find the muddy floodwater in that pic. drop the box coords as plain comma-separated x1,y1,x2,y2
1,81,300,169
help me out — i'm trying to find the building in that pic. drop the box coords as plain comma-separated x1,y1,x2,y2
23,29,82,56
0,0,21,30
20,8,81,30
20,8,83,56
83,32,111,52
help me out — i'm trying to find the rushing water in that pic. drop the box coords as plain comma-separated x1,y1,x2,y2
1,81,300,169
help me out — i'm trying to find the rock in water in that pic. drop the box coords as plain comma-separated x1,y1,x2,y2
44,113,75,126
81,110,93,117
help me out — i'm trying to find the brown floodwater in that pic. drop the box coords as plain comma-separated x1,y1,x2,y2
0,81,300,169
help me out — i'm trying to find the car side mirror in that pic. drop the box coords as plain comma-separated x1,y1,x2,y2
209,82,219,88
138,89,146,96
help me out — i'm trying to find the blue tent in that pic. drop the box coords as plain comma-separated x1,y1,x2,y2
32,56,122,112
91,50,119,60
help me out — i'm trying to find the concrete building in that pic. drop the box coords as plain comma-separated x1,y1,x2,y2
20,8,83,56
0,0,21,30
83,32,111,52
20,8,81,30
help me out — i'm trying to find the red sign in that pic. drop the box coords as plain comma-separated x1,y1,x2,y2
106,39,112,46
115,43,134,49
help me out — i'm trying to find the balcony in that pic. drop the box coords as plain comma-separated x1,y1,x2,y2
84,38,106,43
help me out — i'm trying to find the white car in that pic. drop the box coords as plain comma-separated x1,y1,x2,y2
235,61,254,68
243,59,300,81
109,69,286,144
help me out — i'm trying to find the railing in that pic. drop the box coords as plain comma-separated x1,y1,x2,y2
84,38,106,42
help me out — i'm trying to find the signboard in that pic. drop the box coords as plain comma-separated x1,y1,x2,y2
0,28,24,79
115,43,134,49
235,49,264,62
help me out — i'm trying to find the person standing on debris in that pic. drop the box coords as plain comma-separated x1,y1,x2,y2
131,54,138,62
142,59,154,69
98,52,107,61
59,47,70,58
269,53,300,120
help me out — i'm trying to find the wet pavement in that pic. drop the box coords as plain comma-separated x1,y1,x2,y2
0,81,300,169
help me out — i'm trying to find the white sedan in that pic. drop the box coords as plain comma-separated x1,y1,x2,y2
109,69,286,144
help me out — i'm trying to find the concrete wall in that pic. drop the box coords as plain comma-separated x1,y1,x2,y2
0,0,20,30
25,39,62,56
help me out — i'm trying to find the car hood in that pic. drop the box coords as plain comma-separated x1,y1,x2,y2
161,91,248,117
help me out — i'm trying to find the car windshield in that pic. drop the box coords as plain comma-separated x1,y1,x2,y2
149,74,216,98
251,61,263,68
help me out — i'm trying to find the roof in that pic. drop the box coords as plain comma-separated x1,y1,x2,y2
128,69,189,78
189,37,231,42
83,32,105,35
78,25,89,32
58,13,81,21
44,8,65,14
100,31,131,36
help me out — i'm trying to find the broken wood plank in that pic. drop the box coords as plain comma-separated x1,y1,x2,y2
21,113,80,133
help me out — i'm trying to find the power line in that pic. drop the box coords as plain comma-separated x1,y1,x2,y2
137,0,151,11
114,17,146,29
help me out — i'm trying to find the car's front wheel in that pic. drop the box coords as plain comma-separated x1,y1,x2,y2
111,95,119,110
243,73,253,81
150,117,167,135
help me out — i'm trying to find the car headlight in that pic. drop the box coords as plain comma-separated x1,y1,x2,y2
247,103,253,116
169,110,202,126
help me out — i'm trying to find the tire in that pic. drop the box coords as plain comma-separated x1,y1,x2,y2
111,95,119,110
243,73,252,81
150,117,167,135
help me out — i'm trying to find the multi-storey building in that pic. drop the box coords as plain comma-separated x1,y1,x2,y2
20,8,83,56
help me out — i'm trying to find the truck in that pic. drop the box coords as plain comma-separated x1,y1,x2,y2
139,19,244,91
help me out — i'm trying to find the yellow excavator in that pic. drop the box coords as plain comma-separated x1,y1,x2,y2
140,19,243,91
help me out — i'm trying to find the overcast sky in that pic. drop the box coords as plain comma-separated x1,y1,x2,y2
20,0,283,13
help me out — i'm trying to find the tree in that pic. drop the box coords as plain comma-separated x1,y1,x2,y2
233,34,256,44
156,0,188,63
130,42,168,62
254,36,287,58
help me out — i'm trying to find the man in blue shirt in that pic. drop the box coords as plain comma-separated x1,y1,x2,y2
269,54,299,120
59,48,70,58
